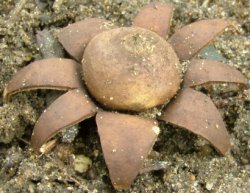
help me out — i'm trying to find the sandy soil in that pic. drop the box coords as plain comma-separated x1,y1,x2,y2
0,0,249,192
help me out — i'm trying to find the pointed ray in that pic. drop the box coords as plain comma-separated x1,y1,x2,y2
4,58,82,102
57,18,116,61
184,59,247,87
159,88,230,155
96,111,159,190
31,89,97,152
169,19,233,61
132,2,173,37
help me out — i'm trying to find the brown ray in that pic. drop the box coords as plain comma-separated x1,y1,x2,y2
57,18,116,61
169,19,233,61
159,88,230,155
96,111,159,190
31,89,97,152
132,2,173,37
3,58,82,102
183,59,247,88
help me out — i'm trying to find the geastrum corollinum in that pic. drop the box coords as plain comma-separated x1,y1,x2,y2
3,2,247,190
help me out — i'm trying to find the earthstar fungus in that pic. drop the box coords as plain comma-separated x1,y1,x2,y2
3,2,247,190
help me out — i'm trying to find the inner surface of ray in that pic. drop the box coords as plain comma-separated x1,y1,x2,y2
132,2,173,37
159,88,230,155
31,89,97,152
4,58,82,102
57,18,116,61
168,19,233,61
184,59,248,87
96,111,159,190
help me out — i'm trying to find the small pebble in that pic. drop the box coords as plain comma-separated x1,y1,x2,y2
206,182,214,190
73,155,92,173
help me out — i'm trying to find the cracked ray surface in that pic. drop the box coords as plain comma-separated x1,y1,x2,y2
169,19,233,61
57,18,116,61
31,89,97,152
96,111,159,190
4,58,82,102
133,2,173,37
184,59,248,87
159,88,230,155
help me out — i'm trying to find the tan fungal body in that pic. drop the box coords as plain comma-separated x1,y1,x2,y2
83,27,180,111
3,2,248,191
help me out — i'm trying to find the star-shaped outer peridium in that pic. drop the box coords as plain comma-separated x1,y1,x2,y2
3,2,247,190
